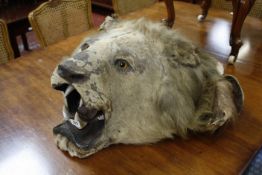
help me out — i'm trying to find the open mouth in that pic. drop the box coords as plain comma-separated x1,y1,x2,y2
52,83,105,150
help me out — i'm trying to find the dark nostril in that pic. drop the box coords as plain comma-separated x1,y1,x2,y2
57,64,86,82
81,43,89,51
52,83,69,92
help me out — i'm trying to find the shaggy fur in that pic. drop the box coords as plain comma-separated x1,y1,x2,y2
51,17,243,158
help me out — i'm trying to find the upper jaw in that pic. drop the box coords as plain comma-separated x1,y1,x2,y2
52,82,108,151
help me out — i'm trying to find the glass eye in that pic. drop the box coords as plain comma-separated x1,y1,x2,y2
114,59,131,72
119,61,127,68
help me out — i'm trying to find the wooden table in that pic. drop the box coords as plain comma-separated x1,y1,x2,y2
0,2,262,175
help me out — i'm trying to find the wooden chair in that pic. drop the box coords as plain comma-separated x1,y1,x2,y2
28,0,94,47
112,0,157,15
197,0,259,64
199,0,262,19
112,0,175,27
0,19,14,64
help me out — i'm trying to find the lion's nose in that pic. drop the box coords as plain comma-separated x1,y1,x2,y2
57,63,86,82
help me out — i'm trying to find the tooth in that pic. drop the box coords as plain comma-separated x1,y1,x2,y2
63,96,68,107
79,98,83,107
72,112,87,129
97,114,105,121
74,112,81,121
62,106,70,120
62,109,67,120
64,85,74,96
69,119,82,129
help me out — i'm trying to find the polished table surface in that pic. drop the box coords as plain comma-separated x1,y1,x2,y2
0,2,262,175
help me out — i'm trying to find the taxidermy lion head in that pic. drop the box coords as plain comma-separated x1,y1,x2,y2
51,17,243,158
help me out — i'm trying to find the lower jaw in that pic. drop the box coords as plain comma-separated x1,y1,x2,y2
54,134,98,158
53,112,105,149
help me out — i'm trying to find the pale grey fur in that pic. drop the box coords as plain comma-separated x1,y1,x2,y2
51,17,243,158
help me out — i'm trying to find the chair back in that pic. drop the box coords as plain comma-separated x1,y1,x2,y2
112,0,157,15
212,0,262,19
0,19,14,64
28,0,93,47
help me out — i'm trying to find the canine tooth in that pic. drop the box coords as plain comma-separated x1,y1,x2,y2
97,114,105,121
74,112,80,121
70,112,87,129
62,106,72,120
69,119,82,129
64,85,74,96
63,96,68,107
79,98,83,107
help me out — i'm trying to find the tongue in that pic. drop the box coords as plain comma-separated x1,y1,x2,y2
53,115,105,150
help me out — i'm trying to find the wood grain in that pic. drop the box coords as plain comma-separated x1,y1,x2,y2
0,2,261,175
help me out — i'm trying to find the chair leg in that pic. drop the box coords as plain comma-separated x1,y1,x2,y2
9,35,20,58
228,0,255,64
21,33,30,51
197,0,212,22
163,0,175,28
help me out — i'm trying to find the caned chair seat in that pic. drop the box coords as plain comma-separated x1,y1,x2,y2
0,19,14,64
112,0,157,15
28,0,94,47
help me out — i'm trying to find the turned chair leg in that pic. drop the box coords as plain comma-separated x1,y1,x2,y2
21,33,30,51
228,0,255,64
197,0,212,22
163,0,175,28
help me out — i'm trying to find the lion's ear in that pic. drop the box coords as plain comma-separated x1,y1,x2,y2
224,75,244,113
99,15,119,31
165,39,201,67
192,75,244,132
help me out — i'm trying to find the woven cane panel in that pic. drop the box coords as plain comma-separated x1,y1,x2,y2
65,1,91,37
0,22,10,64
249,0,262,18
114,0,156,15
211,0,232,12
212,0,262,19
34,0,92,46
35,9,64,46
